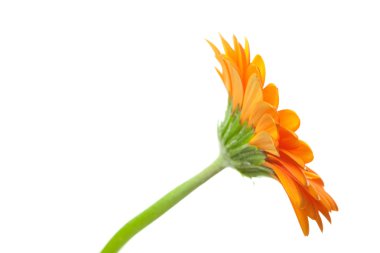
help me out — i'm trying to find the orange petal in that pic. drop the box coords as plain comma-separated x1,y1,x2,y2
253,54,266,85
313,198,332,223
271,157,307,186
312,183,338,211
314,188,332,211
264,162,304,207
322,189,339,211
315,213,323,232
291,203,310,236
280,150,305,168
306,183,321,200
263,83,279,108
303,196,323,232
279,126,299,149
306,167,324,186
289,140,314,163
255,114,278,141
279,109,300,131
304,169,321,180
240,74,262,122
250,132,279,156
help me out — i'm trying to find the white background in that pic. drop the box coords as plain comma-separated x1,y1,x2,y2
1,1,379,252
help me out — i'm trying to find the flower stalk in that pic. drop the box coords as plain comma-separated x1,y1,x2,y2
101,156,227,253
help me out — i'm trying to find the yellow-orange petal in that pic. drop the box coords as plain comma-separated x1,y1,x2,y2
249,101,278,127
263,83,279,108
215,67,223,81
255,114,278,141
253,54,266,85
279,109,300,132
289,140,314,163
250,132,279,156
245,63,262,86
217,57,232,94
244,38,250,63
238,44,247,74
225,61,243,109
233,35,246,75
207,40,222,56
240,74,262,122
219,34,235,60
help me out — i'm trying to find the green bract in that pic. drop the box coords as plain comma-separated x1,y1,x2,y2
218,101,274,178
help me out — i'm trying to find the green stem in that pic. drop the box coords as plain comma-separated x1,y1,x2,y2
101,156,226,253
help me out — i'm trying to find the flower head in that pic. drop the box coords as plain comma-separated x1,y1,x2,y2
209,35,338,235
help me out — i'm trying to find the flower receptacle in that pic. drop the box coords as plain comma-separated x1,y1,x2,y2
218,102,274,178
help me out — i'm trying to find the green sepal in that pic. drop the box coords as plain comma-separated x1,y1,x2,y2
218,101,272,178
236,165,274,178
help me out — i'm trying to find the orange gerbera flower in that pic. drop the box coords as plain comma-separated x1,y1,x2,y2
209,35,338,235
102,36,339,253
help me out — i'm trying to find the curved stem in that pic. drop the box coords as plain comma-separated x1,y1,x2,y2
101,156,226,253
